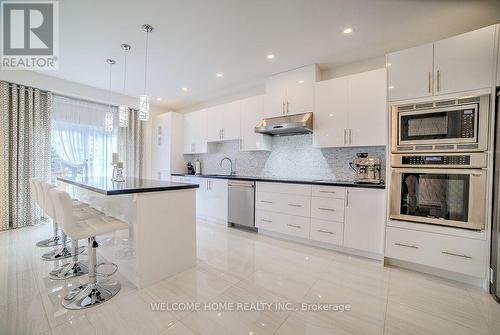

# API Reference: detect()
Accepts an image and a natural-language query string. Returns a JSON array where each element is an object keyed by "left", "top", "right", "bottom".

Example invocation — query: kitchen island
[{"left": 57, "top": 177, "right": 199, "bottom": 288}]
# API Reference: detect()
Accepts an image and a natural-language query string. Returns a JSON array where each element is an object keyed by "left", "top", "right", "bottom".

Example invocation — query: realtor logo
[{"left": 1, "top": 1, "right": 59, "bottom": 70}]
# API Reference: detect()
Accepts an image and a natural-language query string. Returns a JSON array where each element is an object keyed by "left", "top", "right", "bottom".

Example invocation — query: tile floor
[{"left": 0, "top": 221, "right": 499, "bottom": 335}]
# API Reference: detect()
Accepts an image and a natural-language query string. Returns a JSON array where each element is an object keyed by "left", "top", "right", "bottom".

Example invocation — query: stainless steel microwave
[{"left": 391, "top": 95, "right": 490, "bottom": 153}]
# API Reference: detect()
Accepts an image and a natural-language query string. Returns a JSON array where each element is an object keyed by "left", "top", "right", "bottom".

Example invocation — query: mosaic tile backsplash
[{"left": 184, "top": 134, "right": 386, "bottom": 182}]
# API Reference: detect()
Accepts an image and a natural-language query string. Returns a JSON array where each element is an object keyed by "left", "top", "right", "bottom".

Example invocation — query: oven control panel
[{"left": 401, "top": 155, "right": 471, "bottom": 165}]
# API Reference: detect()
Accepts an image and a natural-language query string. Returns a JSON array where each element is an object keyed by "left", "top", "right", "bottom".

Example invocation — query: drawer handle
[
  {"left": 287, "top": 224, "right": 301, "bottom": 229},
  {"left": 260, "top": 200, "right": 273, "bottom": 204},
  {"left": 261, "top": 219, "right": 272, "bottom": 223},
  {"left": 319, "top": 190, "right": 336, "bottom": 194},
  {"left": 441, "top": 251, "right": 472, "bottom": 259},
  {"left": 318, "top": 207, "right": 335, "bottom": 212},
  {"left": 317, "top": 229, "right": 334, "bottom": 235},
  {"left": 394, "top": 242, "right": 418, "bottom": 249},
  {"left": 288, "top": 204, "right": 303, "bottom": 207}
]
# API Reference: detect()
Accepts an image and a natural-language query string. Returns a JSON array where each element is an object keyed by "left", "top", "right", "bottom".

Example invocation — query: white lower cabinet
[
  {"left": 310, "top": 219, "right": 343, "bottom": 245},
  {"left": 344, "top": 188, "right": 386, "bottom": 254},
  {"left": 256, "top": 182, "right": 386, "bottom": 256},
  {"left": 385, "top": 226, "right": 486, "bottom": 278},
  {"left": 255, "top": 210, "right": 310, "bottom": 239},
  {"left": 177, "top": 176, "right": 227, "bottom": 224}
]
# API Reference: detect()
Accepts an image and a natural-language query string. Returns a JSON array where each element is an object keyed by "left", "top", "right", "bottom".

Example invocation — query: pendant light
[
  {"left": 139, "top": 24, "right": 153, "bottom": 121},
  {"left": 119, "top": 43, "right": 131, "bottom": 128},
  {"left": 105, "top": 58, "right": 116, "bottom": 133}
]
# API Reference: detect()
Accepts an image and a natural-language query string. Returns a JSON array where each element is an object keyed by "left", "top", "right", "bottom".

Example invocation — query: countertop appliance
[
  {"left": 491, "top": 91, "right": 500, "bottom": 302},
  {"left": 228, "top": 180, "right": 255, "bottom": 229},
  {"left": 391, "top": 95, "right": 489, "bottom": 153},
  {"left": 390, "top": 152, "right": 487, "bottom": 230},
  {"left": 349, "top": 153, "right": 382, "bottom": 184},
  {"left": 255, "top": 112, "right": 313, "bottom": 136},
  {"left": 186, "top": 162, "right": 195, "bottom": 175}
]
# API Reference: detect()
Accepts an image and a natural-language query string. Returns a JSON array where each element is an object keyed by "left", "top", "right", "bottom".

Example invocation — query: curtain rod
[{"left": 2, "top": 80, "right": 138, "bottom": 111}]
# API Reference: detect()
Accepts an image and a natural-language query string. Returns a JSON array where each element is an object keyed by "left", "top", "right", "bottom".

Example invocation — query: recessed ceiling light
[
  {"left": 182, "top": 87, "right": 188, "bottom": 92},
  {"left": 343, "top": 27, "right": 353, "bottom": 34},
  {"left": 216, "top": 73, "right": 223, "bottom": 78},
  {"left": 298, "top": 80, "right": 304, "bottom": 84},
  {"left": 156, "top": 97, "right": 162, "bottom": 101},
  {"left": 267, "top": 54, "right": 275, "bottom": 60}
]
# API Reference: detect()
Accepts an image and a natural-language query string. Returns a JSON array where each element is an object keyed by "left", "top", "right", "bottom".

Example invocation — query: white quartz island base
[{"left": 60, "top": 183, "right": 197, "bottom": 288}]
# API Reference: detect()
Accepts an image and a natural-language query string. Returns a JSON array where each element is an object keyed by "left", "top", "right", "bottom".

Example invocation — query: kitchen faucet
[{"left": 219, "top": 157, "right": 236, "bottom": 175}]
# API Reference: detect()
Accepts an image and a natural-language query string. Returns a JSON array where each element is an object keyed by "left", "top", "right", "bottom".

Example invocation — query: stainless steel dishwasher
[{"left": 228, "top": 180, "right": 255, "bottom": 229}]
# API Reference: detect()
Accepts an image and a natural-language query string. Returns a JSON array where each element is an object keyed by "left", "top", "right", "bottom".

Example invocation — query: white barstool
[
  {"left": 39, "top": 181, "right": 95, "bottom": 262},
  {"left": 42, "top": 182, "right": 104, "bottom": 280},
  {"left": 50, "top": 188, "right": 128, "bottom": 310},
  {"left": 30, "top": 179, "right": 61, "bottom": 247}
]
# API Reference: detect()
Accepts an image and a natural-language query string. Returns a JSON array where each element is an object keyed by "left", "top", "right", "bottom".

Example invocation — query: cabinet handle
[
  {"left": 348, "top": 129, "right": 352, "bottom": 145},
  {"left": 318, "top": 207, "right": 335, "bottom": 212},
  {"left": 428, "top": 72, "right": 431, "bottom": 93},
  {"left": 286, "top": 101, "right": 289, "bottom": 114},
  {"left": 436, "top": 70, "right": 441, "bottom": 92},
  {"left": 282, "top": 101, "right": 285, "bottom": 115},
  {"left": 317, "top": 229, "right": 334, "bottom": 235},
  {"left": 260, "top": 200, "right": 273, "bottom": 204},
  {"left": 261, "top": 219, "right": 272, "bottom": 223},
  {"left": 394, "top": 242, "right": 418, "bottom": 249},
  {"left": 287, "top": 224, "right": 301, "bottom": 229},
  {"left": 441, "top": 251, "right": 472, "bottom": 259},
  {"left": 319, "top": 190, "right": 336, "bottom": 194},
  {"left": 344, "top": 129, "right": 347, "bottom": 145},
  {"left": 287, "top": 203, "right": 302, "bottom": 207},
  {"left": 222, "top": 128, "right": 224, "bottom": 139},
  {"left": 346, "top": 190, "right": 349, "bottom": 207}
]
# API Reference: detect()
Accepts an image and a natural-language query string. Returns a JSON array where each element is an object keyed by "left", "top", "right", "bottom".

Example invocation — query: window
[{"left": 51, "top": 96, "right": 118, "bottom": 179}]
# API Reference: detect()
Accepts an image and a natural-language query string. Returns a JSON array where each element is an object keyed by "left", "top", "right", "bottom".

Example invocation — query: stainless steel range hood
[{"left": 254, "top": 112, "right": 313, "bottom": 136}]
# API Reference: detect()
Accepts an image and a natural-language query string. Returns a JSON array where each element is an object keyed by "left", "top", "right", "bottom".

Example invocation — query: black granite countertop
[
  {"left": 171, "top": 173, "right": 385, "bottom": 189},
  {"left": 58, "top": 177, "right": 199, "bottom": 195}
]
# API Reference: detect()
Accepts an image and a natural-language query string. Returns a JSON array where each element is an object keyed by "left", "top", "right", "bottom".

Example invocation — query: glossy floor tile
[{"left": 0, "top": 221, "right": 498, "bottom": 335}]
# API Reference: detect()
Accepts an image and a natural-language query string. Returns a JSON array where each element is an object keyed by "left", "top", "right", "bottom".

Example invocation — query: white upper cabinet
[
  {"left": 220, "top": 101, "right": 241, "bottom": 141},
  {"left": 206, "top": 106, "right": 224, "bottom": 142},
  {"left": 207, "top": 101, "right": 241, "bottom": 142},
  {"left": 152, "top": 112, "right": 184, "bottom": 180},
  {"left": 264, "top": 64, "right": 318, "bottom": 118},
  {"left": 183, "top": 109, "right": 208, "bottom": 154},
  {"left": 344, "top": 188, "right": 386, "bottom": 255},
  {"left": 433, "top": 25, "right": 496, "bottom": 96},
  {"left": 388, "top": 24, "right": 496, "bottom": 101},
  {"left": 498, "top": 24, "right": 500, "bottom": 86},
  {"left": 313, "top": 68, "right": 387, "bottom": 148},
  {"left": 348, "top": 69, "right": 387, "bottom": 147},
  {"left": 387, "top": 44, "right": 434, "bottom": 102},
  {"left": 240, "top": 95, "right": 272, "bottom": 151},
  {"left": 313, "top": 76, "right": 349, "bottom": 148}
]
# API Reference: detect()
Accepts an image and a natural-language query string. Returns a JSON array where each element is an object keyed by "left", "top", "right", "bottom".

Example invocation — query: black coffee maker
[{"left": 186, "top": 161, "right": 195, "bottom": 175}]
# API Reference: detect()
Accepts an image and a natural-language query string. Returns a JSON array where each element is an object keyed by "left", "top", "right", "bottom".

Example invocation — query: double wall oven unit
[{"left": 390, "top": 95, "right": 490, "bottom": 231}]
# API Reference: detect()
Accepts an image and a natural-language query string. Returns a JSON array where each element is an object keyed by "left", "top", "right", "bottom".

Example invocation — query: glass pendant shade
[
  {"left": 138, "top": 94, "right": 150, "bottom": 121},
  {"left": 104, "top": 112, "right": 114, "bottom": 133},
  {"left": 119, "top": 105, "right": 129, "bottom": 127}
]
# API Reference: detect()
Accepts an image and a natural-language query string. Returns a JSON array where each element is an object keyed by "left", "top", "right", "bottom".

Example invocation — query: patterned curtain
[
  {"left": 0, "top": 82, "right": 51, "bottom": 230},
  {"left": 118, "top": 109, "right": 144, "bottom": 178}
]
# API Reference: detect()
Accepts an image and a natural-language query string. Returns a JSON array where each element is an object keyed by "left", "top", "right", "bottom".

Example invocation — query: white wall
[
  {"left": 0, "top": 70, "right": 170, "bottom": 179},
  {"left": 320, "top": 56, "right": 386, "bottom": 81}
]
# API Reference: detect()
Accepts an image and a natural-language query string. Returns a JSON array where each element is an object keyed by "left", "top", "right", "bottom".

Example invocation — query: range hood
[{"left": 255, "top": 112, "right": 313, "bottom": 136}]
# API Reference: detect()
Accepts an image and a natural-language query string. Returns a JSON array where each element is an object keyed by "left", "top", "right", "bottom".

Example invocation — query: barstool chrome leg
[
  {"left": 41, "top": 232, "right": 84, "bottom": 261},
  {"left": 48, "top": 239, "right": 88, "bottom": 280},
  {"left": 62, "top": 237, "right": 120, "bottom": 310},
  {"left": 36, "top": 222, "right": 62, "bottom": 247}
]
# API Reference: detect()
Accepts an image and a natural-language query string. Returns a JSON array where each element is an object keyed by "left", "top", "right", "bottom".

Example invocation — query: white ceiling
[{"left": 40, "top": 0, "right": 500, "bottom": 110}]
